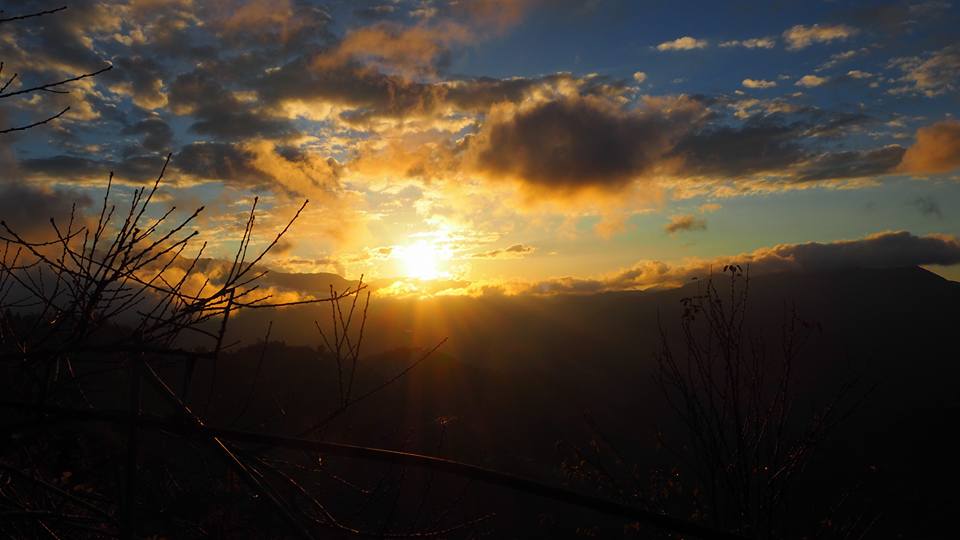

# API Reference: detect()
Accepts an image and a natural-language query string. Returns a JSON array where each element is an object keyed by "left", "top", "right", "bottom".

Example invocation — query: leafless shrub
[
  {"left": 562, "top": 266, "right": 871, "bottom": 539},
  {"left": 0, "top": 158, "right": 478, "bottom": 539}
]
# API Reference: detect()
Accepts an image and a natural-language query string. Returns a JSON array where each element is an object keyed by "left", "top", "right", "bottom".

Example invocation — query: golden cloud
[
  {"left": 313, "top": 21, "right": 473, "bottom": 77},
  {"left": 783, "top": 24, "right": 858, "bottom": 50},
  {"left": 898, "top": 119, "right": 960, "bottom": 174}
]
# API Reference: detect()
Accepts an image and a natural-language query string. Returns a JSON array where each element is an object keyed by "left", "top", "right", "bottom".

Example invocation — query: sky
[{"left": 2, "top": 0, "right": 960, "bottom": 297}]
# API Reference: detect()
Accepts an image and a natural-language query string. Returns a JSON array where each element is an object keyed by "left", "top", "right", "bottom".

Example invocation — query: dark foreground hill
[
  {"left": 3, "top": 266, "right": 957, "bottom": 538},
  {"left": 196, "top": 266, "right": 960, "bottom": 537}
]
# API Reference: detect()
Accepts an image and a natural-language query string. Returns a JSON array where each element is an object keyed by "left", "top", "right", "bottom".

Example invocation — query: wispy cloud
[
  {"left": 720, "top": 37, "right": 776, "bottom": 49},
  {"left": 783, "top": 23, "right": 859, "bottom": 50},
  {"left": 665, "top": 214, "right": 707, "bottom": 234},
  {"left": 656, "top": 36, "right": 708, "bottom": 51},
  {"left": 472, "top": 243, "right": 536, "bottom": 258},
  {"left": 742, "top": 78, "right": 777, "bottom": 89},
  {"left": 888, "top": 45, "right": 960, "bottom": 96},
  {"left": 796, "top": 74, "right": 829, "bottom": 87},
  {"left": 911, "top": 196, "right": 943, "bottom": 218}
]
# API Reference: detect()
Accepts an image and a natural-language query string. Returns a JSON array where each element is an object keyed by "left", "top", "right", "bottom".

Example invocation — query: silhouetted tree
[
  {"left": 0, "top": 158, "right": 480, "bottom": 538},
  {"left": 562, "top": 266, "right": 871, "bottom": 539}
]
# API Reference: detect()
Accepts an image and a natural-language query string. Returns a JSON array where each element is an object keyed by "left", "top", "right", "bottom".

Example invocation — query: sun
[{"left": 398, "top": 240, "right": 450, "bottom": 280}]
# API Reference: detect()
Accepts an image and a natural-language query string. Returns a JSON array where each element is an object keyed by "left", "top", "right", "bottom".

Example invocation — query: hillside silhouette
[{"left": 197, "top": 265, "right": 960, "bottom": 537}]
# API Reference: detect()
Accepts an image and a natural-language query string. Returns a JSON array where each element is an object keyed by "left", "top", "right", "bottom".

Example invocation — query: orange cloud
[
  {"left": 313, "top": 22, "right": 473, "bottom": 77},
  {"left": 783, "top": 24, "right": 858, "bottom": 50},
  {"left": 458, "top": 231, "right": 960, "bottom": 296},
  {"left": 898, "top": 119, "right": 960, "bottom": 174},
  {"left": 454, "top": 0, "right": 541, "bottom": 32}
]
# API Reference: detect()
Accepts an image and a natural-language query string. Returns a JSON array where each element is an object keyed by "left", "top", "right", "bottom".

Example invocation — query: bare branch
[
  {"left": 0, "top": 106, "right": 69, "bottom": 135},
  {"left": 0, "top": 6, "right": 67, "bottom": 24}
]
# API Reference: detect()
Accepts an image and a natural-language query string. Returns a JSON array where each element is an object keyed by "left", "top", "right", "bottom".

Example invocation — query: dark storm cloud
[
  {"left": 795, "top": 146, "right": 906, "bottom": 182},
  {"left": 770, "top": 231, "right": 960, "bottom": 270},
  {"left": 18, "top": 155, "right": 107, "bottom": 179},
  {"left": 657, "top": 106, "right": 882, "bottom": 183},
  {"left": 471, "top": 96, "right": 699, "bottom": 190},
  {"left": 467, "top": 94, "right": 906, "bottom": 193},
  {"left": 255, "top": 56, "right": 447, "bottom": 122},
  {"left": 664, "top": 215, "right": 707, "bottom": 234},
  {"left": 12, "top": 0, "right": 114, "bottom": 73},
  {"left": 122, "top": 118, "right": 174, "bottom": 153},
  {"left": 18, "top": 154, "right": 168, "bottom": 183},
  {"left": 2, "top": 0, "right": 949, "bottom": 207},
  {"left": 0, "top": 182, "right": 91, "bottom": 240},
  {"left": 102, "top": 56, "right": 169, "bottom": 110},
  {"left": 169, "top": 71, "right": 299, "bottom": 140},
  {"left": 669, "top": 119, "right": 808, "bottom": 178},
  {"left": 803, "top": 110, "right": 871, "bottom": 138},
  {"left": 20, "top": 154, "right": 171, "bottom": 183},
  {"left": 254, "top": 43, "right": 624, "bottom": 124},
  {"left": 173, "top": 140, "right": 340, "bottom": 196},
  {"left": 174, "top": 142, "right": 268, "bottom": 183}
]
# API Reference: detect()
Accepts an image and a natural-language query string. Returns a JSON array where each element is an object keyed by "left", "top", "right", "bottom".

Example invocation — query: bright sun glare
[{"left": 398, "top": 240, "right": 450, "bottom": 280}]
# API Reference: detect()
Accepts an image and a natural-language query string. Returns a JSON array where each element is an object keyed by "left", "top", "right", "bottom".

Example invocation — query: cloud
[
  {"left": 169, "top": 71, "right": 299, "bottom": 140},
  {"left": 911, "top": 196, "right": 942, "bottom": 218},
  {"left": 720, "top": 37, "right": 776, "bottom": 49},
  {"left": 102, "top": 56, "right": 169, "bottom": 110},
  {"left": 0, "top": 0, "right": 119, "bottom": 76},
  {"left": 888, "top": 45, "right": 960, "bottom": 97},
  {"left": 846, "top": 70, "right": 873, "bottom": 79},
  {"left": 212, "top": 0, "right": 333, "bottom": 47},
  {"left": 750, "top": 231, "right": 960, "bottom": 271},
  {"left": 742, "top": 79, "right": 777, "bottom": 89},
  {"left": 122, "top": 117, "right": 174, "bottom": 153},
  {"left": 515, "top": 231, "right": 960, "bottom": 294},
  {"left": 794, "top": 146, "right": 906, "bottom": 182},
  {"left": 175, "top": 141, "right": 340, "bottom": 197},
  {"left": 852, "top": 0, "right": 953, "bottom": 33},
  {"left": 18, "top": 154, "right": 168, "bottom": 184},
  {"left": 783, "top": 24, "right": 859, "bottom": 50},
  {"left": 698, "top": 203, "right": 721, "bottom": 213},
  {"left": 472, "top": 243, "right": 536, "bottom": 258},
  {"left": 898, "top": 119, "right": 960, "bottom": 174},
  {"left": 816, "top": 48, "right": 868, "bottom": 71},
  {"left": 668, "top": 117, "right": 808, "bottom": 179},
  {"left": 0, "top": 182, "right": 91, "bottom": 241},
  {"left": 656, "top": 36, "right": 708, "bottom": 51},
  {"left": 633, "top": 71, "right": 647, "bottom": 84},
  {"left": 441, "top": 73, "right": 585, "bottom": 112},
  {"left": 468, "top": 95, "right": 705, "bottom": 193},
  {"left": 796, "top": 75, "right": 828, "bottom": 87},
  {"left": 444, "top": 0, "right": 544, "bottom": 33},
  {"left": 665, "top": 214, "right": 706, "bottom": 234},
  {"left": 175, "top": 142, "right": 267, "bottom": 183},
  {"left": 312, "top": 21, "right": 472, "bottom": 77}
]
